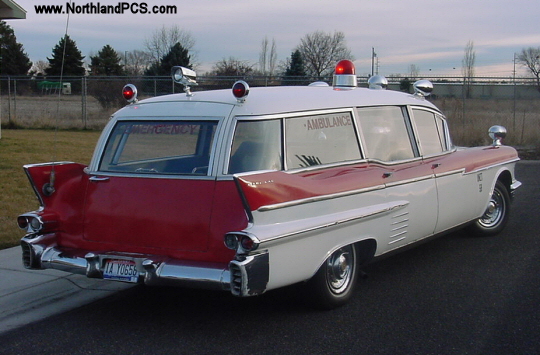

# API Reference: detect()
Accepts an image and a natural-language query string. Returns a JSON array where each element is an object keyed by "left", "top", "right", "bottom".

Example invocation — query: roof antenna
[{"left": 43, "top": 1, "right": 72, "bottom": 196}]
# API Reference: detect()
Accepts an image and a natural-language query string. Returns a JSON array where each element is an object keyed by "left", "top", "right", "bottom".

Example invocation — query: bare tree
[
  {"left": 212, "top": 57, "right": 254, "bottom": 76},
  {"left": 408, "top": 64, "right": 420, "bottom": 80},
  {"left": 517, "top": 47, "right": 540, "bottom": 93},
  {"left": 268, "top": 39, "right": 277, "bottom": 76},
  {"left": 296, "top": 31, "right": 353, "bottom": 77},
  {"left": 125, "top": 50, "right": 152, "bottom": 76},
  {"left": 30, "top": 60, "right": 49, "bottom": 76},
  {"left": 259, "top": 37, "right": 278, "bottom": 75},
  {"left": 259, "top": 36, "right": 268, "bottom": 74},
  {"left": 144, "top": 25, "right": 196, "bottom": 67},
  {"left": 462, "top": 40, "right": 476, "bottom": 98}
]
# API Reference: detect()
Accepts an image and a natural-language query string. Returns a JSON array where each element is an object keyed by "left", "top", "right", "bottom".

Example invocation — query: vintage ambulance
[{"left": 18, "top": 61, "right": 521, "bottom": 309}]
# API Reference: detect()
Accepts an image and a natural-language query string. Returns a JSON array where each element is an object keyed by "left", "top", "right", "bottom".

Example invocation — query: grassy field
[{"left": 0, "top": 129, "right": 101, "bottom": 249}]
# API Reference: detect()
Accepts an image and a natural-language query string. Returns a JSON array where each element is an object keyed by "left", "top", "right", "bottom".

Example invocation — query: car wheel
[
  {"left": 305, "top": 244, "right": 359, "bottom": 309},
  {"left": 472, "top": 180, "right": 510, "bottom": 236}
]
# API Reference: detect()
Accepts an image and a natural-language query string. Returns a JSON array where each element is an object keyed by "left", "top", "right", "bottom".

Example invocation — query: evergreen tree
[
  {"left": 89, "top": 45, "right": 124, "bottom": 76},
  {"left": 145, "top": 42, "right": 191, "bottom": 76},
  {"left": 283, "top": 50, "right": 307, "bottom": 85},
  {"left": 46, "top": 35, "right": 85, "bottom": 76},
  {"left": 285, "top": 50, "right": 307, "bottom": 77},
  {"left": 0, "top": 21, "right": 32, "bottom": 75}
]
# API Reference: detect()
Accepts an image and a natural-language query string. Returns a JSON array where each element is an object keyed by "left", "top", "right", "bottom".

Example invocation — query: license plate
[{"left": 103, "top": 259, "right": 139, "bottom": 283}]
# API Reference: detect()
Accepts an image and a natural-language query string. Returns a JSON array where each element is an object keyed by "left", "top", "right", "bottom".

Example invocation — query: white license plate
[{"left": 103, "top": 259, "right": 138, "bottom": 283}]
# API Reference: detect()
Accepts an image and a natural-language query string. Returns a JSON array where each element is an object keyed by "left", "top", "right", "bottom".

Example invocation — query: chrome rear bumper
[{"left": 21, "top": 235, "right": 269, "bottom": 296}]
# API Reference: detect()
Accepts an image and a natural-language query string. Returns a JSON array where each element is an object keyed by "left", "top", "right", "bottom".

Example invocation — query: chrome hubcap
[
  {"left": 326, "top": 246, "right": 355, "bottom": 294},
  {"left": 479, "top": 189, "right": 504, "bottom": 228}
]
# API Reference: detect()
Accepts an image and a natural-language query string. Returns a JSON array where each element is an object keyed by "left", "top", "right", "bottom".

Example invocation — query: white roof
[{"left": 116, "top": 85, "right": 439, "bottom": 118}]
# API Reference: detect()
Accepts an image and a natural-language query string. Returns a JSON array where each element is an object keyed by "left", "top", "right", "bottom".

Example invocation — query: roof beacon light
[
  {"left": 122, "top": 84, "right": 138, "bottom": 103},
  {"left": 333, "top": 60, "right": 357, "bottom": 90},
  {"left": 232, "top": 81, "right": 250, "bottom": 103},
  {"left": 171, "top": 66, "right": 198, "bottom": 97},
  {"left": 413, "top": 80, "right": 433, "bottom": 98},
  {"left": 368, "top": 75, "right": 388, "bottom": 90}
]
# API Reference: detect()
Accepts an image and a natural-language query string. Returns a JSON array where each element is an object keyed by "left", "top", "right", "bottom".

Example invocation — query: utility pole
[
  {"left": 513, "top": 53, "right": 516, "bottom": 133},
  {"left": 371, "top": 47, "right": 377, "bottom": 77}
]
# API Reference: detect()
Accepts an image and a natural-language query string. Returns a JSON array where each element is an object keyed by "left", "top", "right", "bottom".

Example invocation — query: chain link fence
[{"left": 1, "top": 75, "right": 539, "bottom": 151}]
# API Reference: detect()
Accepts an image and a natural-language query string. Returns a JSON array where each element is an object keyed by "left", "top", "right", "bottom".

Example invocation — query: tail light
[
  {"left": 17, "top": 212, "right": 57, "bottom": 234},
  {"left": 224, "top": 232, "right": 259, "bottom": 253}
]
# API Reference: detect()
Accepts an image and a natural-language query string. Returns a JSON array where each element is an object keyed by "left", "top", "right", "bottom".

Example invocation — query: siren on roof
[
  {"left": 413, "top": 80, "right": 433, "bottom": 98},
  {"left": 172, "top": 66, "right": 198, "bottom": 97},
  {"left": 332, "top": 60, "right": 357, "bottom": 90},
  {"left": 368, "top": 75, "right": 388, "bottom": 90}
]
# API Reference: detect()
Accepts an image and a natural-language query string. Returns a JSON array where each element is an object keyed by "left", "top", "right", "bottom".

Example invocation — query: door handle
[
  {"left": 89, "top": 176, "right": 110, "bottom": 182},
  {"left": 383, "top": 172, "right": 393, "bottom": 178},
  {"left": 431, "top": 163, "right": 441, "bottom": 169}
]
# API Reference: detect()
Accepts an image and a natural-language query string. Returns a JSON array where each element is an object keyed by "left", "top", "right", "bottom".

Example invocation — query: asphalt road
[{"left": 1, "top": 161, "right": 539, "bottom": 355}]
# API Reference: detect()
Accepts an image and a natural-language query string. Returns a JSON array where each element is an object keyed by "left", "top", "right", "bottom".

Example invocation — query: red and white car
[{"left": 18, "top": 61, "right": 521, "bottom": 308}]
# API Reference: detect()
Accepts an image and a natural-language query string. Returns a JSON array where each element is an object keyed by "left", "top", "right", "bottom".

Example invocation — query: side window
[
  {"left": 228, "top": 120, "right": 282, "bottom": 174},
  {"left": 285, "top": 112, "right": 361, "bottom": 169},
  {"left": 355, "top": 106, "right": 415, "bottom": 162},
  {"left": 412, "top": 109, "right": 447, "bottom": 156}
]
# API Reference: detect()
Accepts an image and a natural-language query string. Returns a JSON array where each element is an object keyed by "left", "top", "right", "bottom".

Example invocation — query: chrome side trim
[
  {"left": 462, "top": 158, "right": 520, "bottom": 175},
  {"left": 259, "top": 201, "right": 409, "bottom": 244},
  {"left": 257, "top": 184, "right": 385, "bottom": 212},
  {"left": 384, "top": 174, "right": 434, "bottom": 188},
  {"left": 434, "top": 168, "right": 465, "bottom": 178}
]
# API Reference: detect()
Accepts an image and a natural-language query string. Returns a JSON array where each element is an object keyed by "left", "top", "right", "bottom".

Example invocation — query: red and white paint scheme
[{"left": 18, "top": 61, "right": 521, "bottom": 308}]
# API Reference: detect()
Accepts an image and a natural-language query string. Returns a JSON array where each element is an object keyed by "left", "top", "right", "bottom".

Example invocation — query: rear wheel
[
  {"left": 305, "top": 244, "right": 359, "bottom": 309},
  {"left": 471, "top": 180, "right": 510, "bottom": 236}
]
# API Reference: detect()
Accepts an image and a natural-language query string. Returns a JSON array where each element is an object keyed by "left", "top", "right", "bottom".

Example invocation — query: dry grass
[
  {"left": 0, "top": 129, "right": 101, "bottom": 249},
  {"left": 433, "top": 98, "right": 540, "bottom": 147}
]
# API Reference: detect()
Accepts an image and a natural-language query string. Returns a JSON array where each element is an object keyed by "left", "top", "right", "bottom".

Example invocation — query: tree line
[
  {"left": 2, "top": 20, "right": 540, "bottom": 93},
  {"left": 0, "top": 22, "right": 352, "bottom": 80}
]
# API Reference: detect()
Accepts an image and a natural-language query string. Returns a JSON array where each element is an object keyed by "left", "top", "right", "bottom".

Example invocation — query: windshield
[{"left": 99, "top": 120, "right": 218, "bottom": 175}]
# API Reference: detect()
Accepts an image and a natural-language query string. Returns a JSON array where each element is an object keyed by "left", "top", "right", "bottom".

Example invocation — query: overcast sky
[{"left": 6, "top": 0, "right": 540, "bottom": 77}]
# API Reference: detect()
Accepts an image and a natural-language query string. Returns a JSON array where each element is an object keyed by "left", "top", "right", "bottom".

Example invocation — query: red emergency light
[
  {"left": 232, "top": 81, "right": 249, "bottom": 102},
  {"left": 122, "top": 84, "right": 138, "bottom": 103},
  {"left": 332, "top": 60, "right": 357, "bottom": 89}
]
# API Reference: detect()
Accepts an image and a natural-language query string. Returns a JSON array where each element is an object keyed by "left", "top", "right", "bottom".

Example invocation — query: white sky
[{"left": 5, "top": 0, "right": 540, "bottom": 77}]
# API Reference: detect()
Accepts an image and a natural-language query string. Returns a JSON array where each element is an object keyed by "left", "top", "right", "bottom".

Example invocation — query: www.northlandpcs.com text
[{"left": 34, "top": 2, "right": 177, "bottom": 15}]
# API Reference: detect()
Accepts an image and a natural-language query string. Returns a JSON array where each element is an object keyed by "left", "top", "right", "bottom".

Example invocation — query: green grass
[{"left": 0, "top": 129, "right": 101, "bottom": 249}]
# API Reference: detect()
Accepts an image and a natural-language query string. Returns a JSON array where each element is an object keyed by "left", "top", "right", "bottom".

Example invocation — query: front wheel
[
  {"left": 471, "top": 180, "right": 510, "bottom": 236},
  {"left": 304, "top": 244, "right": 359, "bottom": 309}
]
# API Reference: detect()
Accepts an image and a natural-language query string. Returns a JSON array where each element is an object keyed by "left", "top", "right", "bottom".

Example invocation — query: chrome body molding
[
  {"left": 384, "top": 174, "right": 434, "bottom": 188},
  {"left": 249, "top": 200, "right": 409, "bottom": 244},
  {"left": 257, "top": 184, "right": 386, "bottom": 212},
  {"left": 21, "top": 238, "right": 232, "bottom": 291}
]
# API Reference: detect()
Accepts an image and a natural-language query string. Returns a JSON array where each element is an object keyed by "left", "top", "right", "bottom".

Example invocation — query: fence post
[
  {"left": 82, "top": 77, "right": 87, "bottom": 129},
  {"left": 7, "top": 76, "right": 11, "bottom": 125},
  {"left": 13, "top": 78, "right": 17, "bottom": 122}
]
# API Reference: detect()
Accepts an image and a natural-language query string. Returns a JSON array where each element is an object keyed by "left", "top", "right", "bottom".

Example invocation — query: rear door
[{"left": 83, "top": 120, "right": 219, "bottom": 252}]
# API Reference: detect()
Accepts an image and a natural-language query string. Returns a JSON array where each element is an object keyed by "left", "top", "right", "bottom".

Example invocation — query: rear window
[{"left": 99, "top": 121, "right": 218, "bottom": 175}]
